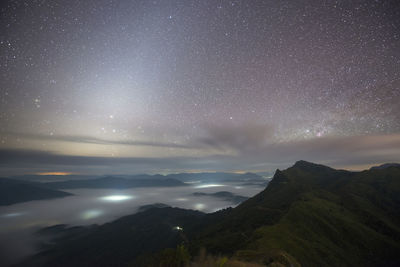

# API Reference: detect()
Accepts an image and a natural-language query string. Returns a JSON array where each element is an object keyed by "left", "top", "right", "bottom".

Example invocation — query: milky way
[{"left": 0, "top": 0, "right": 399, "bottom": 175}]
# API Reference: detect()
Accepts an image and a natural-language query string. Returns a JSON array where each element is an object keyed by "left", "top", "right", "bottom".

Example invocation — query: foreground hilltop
[
  {"left": 23, "top": 161, "right": 400, "bottom": 266},
  {"left": 191, "top": 161, "right": 400, "bottom": 266}
]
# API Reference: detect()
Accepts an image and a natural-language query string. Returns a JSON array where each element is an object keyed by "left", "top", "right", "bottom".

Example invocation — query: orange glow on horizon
[{"left": 35, "top": 172, "right": 74, "bottom": 176}]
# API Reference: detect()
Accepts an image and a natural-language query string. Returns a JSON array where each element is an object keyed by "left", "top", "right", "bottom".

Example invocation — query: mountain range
[
  {"left": 19, "top": 161, "right": 400, "bottom": 266},
  {"left": 41, "top": 176, "right": 187, "bottom": 190},
  {"left": 0, "top": 172, "right": 266, "bottom": 205},
  {"left": 0, "top": 178, "right": 72, "bottom": 206}
]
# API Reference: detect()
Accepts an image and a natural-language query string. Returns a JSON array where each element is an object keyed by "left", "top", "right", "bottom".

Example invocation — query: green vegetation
[
  {"left": 190, "top": 161, "right": 400, "bottom": 266},
  {"left": 25, "top": 161, "right": 400, "bottom": 266}
]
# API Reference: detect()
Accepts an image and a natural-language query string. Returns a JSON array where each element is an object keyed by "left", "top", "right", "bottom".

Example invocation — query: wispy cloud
[
  {"left": 0, "top": 131, "right": 399, "bottom": 175},
  {"left": 195, "top": 124, "right": 274, "bottom": 153},
  {"left": 194, "top": 124, "right": 400, "bottom": 166},
  {"left": 3, "top": 132, "right": 197, "bottom": 149}
]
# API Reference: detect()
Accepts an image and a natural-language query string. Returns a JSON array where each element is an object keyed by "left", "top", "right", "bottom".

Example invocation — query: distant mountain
[
  {"left": 165, "top": 172, "right": 265, "bottom": 183},
  {"left": 40, "top": 173, "right": 264, "bottom": 190},
  {"left": 8, "top": 174, "right": 100, "bottom": 183},
  {"left": 192, "top": 191, "right": 248, "bottom": 204},
  {"left": 137, "top": 203, "right": 171, "bottom": 212},
  {"left": 42, "top": 176, "right": 187, "bottom": 189},
  {"left": 22, "top": 161, "right": 400, "bottom": 266},
  {"left": 0, "top": 178, "right": 72, "bottom": 205},
  {"left": 5, "top": 172, "right": 266, "bottom": 187},
  {"left": 255, "top": 171, "right": 274, "bottom": 177},
  {"left": 370, "top": 163, "right": 400, "bottom": 170}
]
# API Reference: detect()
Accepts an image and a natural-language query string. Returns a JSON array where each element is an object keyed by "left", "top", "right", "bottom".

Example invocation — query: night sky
[{"left": 0, "top": 0, "right": 399, "bottom": 175}]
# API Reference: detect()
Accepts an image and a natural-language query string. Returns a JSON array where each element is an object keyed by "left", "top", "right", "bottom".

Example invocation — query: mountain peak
[
  {"left": 290, "top": 160, "right": 337, "bottom": 174},
  {"left": 293, "top": 160, "right": 325, "bottom": 169}
]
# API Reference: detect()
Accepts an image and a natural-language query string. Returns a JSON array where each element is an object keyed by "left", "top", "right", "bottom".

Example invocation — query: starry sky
[{"left": 0, "top": 0, "right": 399, "bottom": 175}]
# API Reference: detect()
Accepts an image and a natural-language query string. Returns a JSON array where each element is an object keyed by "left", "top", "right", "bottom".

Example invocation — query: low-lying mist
[{"left": 0, "top": 181, "right": 263, "bottom": 266}]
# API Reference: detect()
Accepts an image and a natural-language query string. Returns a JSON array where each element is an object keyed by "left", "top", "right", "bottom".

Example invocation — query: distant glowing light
[
  {"left": 194, "top": 203, "right": 206, "bottom": 210},
  {"left": 36, "top": 172, "right": 74, "bottom": 175},
  {"left": 195, "top": 184, "right": 224, "bottom": 188},
  {"left": 234, "top": 186, "right": 243, "bottom": 189},
  {"left": 183, "top": 181, "right": 201, "bottom": 184},
  {"left": 81, "top": 209, "right": 103, "bottom": 220},
  {"left": 173, "top": 226, "right": 183, "bottom": 231},
  {"left": 100, "top": 195, "right": 133, "bottom": 202},
  {"left": 175, "top": 198, "right": 188, "bottom": 201},
  {"left": 232, "top": 170, "right": 246, "bottom": 174}
]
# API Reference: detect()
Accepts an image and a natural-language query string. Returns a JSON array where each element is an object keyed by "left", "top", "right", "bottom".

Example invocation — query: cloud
[
  {"left": 0, "top": 149, "right": 187, "bottom": 166},
  {"left": 263, "top": 134, "right": 400, "bottom": 166},
  {"left": 0, "top": 149, "right": 232, "bottom": 175},
  {"left": 0, "top": 126, "right": 399, "bottom": 175},
  {"left": 3, "top": 132, "right": 197, "bottom": 149},
  {"left": 193, "top": 124, "right": 400, "bottom": 168},
  {"left": 196, "top": 124, "right": 274, "bottom": 153}
]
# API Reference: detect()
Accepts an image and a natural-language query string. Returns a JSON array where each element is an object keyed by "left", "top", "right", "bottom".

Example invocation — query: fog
[{"left": 0, "top": 181, "right": 264, "bottom": 266}]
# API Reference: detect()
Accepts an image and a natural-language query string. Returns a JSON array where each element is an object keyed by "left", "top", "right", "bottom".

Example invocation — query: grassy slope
[
  {"left": 25, "top": 207, "right": 204, "bottom": 267},
  {"left": 191, "top": 162, "right": 400, "bottom": 266}
]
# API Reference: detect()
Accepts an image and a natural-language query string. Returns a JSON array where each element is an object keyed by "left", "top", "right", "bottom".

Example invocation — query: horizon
[{"left": 3, "top": 160, "right": 397, "bottom": 177}]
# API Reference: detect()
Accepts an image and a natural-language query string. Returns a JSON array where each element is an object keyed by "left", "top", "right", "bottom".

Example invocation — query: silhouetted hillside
[
  {"left": 22, "top": 161, "right": 400, "bottom": 266},
  {"left": 191, "top": 161, "right": 400, "bottom": 266},
  {"left": 24, "top": 207, "right": 204, "bottom": 267},
  {"left": 370, "top": 163, "right": 400, "bottom": 170},
  {"left": 0, "top": 178, "right": 72, "bottom": 205}
]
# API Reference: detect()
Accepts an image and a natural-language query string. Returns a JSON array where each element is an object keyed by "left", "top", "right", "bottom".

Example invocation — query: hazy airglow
[{"left": 100, "top": 195, "right": 133, "bottom": 202}]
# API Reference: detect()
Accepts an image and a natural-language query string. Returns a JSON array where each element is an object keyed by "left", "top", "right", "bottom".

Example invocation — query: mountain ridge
[
  {"left": 190, "top": 160, "right": 400, "bottom": 265},
  {"left": 19, "top": 161, "right": 400, "bottom": 266},
  {"left": 0, "top": 178, "right": 73, "bottom": 205}
]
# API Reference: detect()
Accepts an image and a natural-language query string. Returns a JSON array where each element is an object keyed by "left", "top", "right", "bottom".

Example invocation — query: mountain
[
  {"left": 192, "top": 191, "right": 248, "bottom": 204},
  {"left": 42, "top": 176, "right": 187, "bottom": 189},
  {"left": 137, "top": 203, "right": 171, "bottom": 212},
  {"left": 21, "top": 161, "right": 400, "bottom": 266},
  {"left": 370, "top": 163, "right": 400, "bottom": 170},
  {"left": 0, "top": 178, "right": 72, "bottom": 205},
  {"left": 23, "top": 206, "right": 204, "bottom": 267},
  {"left": 40, "top": 172, "right": 265, "bottom": 190},
  {"left": 190, "top": 160, "right": 400, "bottom": 266},
  {"left": 6, "top": 172, "right": 266, "bottom": 189},
  {"left": 165, "top": 172, "right": 265, "bottom": 183}
]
